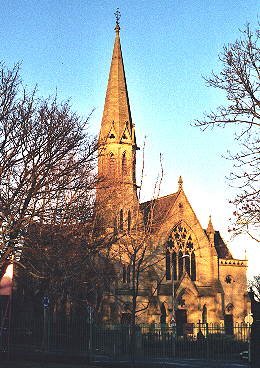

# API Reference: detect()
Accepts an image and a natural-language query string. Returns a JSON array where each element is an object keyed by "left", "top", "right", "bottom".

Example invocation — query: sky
[{"left": 0, "top": 0, "right": 259, "bottom": 279}]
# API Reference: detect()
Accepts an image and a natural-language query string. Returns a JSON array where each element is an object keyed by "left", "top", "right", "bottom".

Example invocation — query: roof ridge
[{"left": 141, "top": 191, "right": 178, "bottom": 205}]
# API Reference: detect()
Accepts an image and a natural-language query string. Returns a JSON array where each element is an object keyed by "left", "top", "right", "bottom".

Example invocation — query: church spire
[
  {"left": 96, "top": 13, "right": 139, "bottom": 232},
  {"left": 99, "top": 11, "right": 135, "bottom": 146}
]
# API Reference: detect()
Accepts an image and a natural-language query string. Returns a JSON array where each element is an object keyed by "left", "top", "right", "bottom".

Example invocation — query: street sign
[{"left": 43, "top": 296, "right": 49, "bottom": 308}]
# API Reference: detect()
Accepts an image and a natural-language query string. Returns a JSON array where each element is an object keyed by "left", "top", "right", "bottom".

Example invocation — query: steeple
[
  {"left": 96, "top": 12, "right": 139, "bottom": 233},
  {"left": 99, "top": 11, "right": 136, "bottom": 147}
]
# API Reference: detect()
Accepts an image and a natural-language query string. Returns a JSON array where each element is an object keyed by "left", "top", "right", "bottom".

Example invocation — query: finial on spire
[
  {"left": 178, "top": 176, "right": 183, "bottom": 190},
  {"left": 114, "top": 8, "right": 121, "bottom": 33}
]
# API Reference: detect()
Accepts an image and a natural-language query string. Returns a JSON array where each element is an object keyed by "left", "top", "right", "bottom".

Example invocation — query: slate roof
[
  {"left": 213, "top": 231, "right": 233, "bottom": 259},
  {"left": 140, "top": 192, "right": 179, "bottom": 230}
]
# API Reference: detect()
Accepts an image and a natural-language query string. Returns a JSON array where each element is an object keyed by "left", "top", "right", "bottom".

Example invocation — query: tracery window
[
  {"left": 225, "top": 275, "right": 232, "bottom": 284},
  {"left": 165, "top": 224, "right": 196, "bottom": 281}
]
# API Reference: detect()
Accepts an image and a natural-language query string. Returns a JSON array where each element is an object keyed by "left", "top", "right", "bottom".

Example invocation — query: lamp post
[
  {"left": 166, "top": 235, "right": 175, "bottom": 326},
  {"left": 171, "top": 262, "right": 176, "bottom": 327}
]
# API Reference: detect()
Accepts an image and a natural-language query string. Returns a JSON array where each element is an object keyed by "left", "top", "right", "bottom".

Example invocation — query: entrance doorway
[
  {"left": 175, "top": 309, "right": 187, "bottom": 336},
  {"left": 224, "top": 314, "right": 234, "bottom": 335}
]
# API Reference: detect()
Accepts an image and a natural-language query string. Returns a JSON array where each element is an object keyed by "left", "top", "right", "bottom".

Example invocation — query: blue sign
[{"left": 43, "top": 296, "right": 49, "bottom": 308}]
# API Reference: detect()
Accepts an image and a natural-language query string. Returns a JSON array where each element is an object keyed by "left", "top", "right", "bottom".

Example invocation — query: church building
[{"left": 96, "top": 16, "right": 248, "bottom": 329}]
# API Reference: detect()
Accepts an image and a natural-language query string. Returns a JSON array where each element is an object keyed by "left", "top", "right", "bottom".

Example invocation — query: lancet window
[
  {"left": 109, "top": 152, "right": 116, "bottom": 177},
  {"left": 165, "top": 225, "right": 196, "bottom": 281},
  {"left": 119, "top": 209, "right": 124, "bottom": 231},
  {"left": 127, "top": 210, "right": 131, "bottom": 233},
  {"left": 122, "top": 151, "right": 127, "bottom": 175},
  {"left": 113, "top": 217, "right": 118, "bottom": 236},
  {"left": 126, "top": 265, "right": 131, "bottom": 283},
  {"left": 122, "top": 265, "right": 126, "bottom": 283},
  {"left": 122, "top": 264, "right": 131, "bottom": 284}
]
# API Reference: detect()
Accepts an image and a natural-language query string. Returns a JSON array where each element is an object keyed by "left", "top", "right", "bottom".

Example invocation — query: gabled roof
[{"left": 141, "top": 192, "right": 179, "bottom": 230}]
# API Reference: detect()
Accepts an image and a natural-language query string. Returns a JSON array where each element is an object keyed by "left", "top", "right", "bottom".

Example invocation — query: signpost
[
  {"left": 87, "top": 303, "right": 93, "bottom": 362},
  {"left": 42, "top": 296, "right": 49, "bottom": 352}
]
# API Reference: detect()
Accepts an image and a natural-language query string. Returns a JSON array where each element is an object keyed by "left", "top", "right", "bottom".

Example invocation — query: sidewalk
[
  {"left": 1, "top": 359, "right": 249, "bottom": 368},
  {"left": 0, "top": 361, "right": 97, "bottom": 368}
]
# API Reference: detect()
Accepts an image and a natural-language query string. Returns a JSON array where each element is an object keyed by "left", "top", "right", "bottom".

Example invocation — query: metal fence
[{"left": 0, "top": 315, "right": 251, "bottom": 362}]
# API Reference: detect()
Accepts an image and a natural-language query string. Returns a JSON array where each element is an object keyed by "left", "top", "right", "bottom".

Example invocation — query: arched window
[
  {"left": 191, "top": 251, "right": 196, "bottom": 281},
  {"left": 127, "top": 210, "right": 131, "bottom": 233},
  {"left": 178, "top": 250, "right": 183, "bottom": 278},
  {"left": 172, "top": 251, "right": 177, "bottom": 280},
  {"left": 202, "top": 304, "right": 207, "bottom": 324},
  {"left": 109, "top": 153, "right": 116, "bottom": 177},
  {"left": 167, "top": 234, "right": 174, "bottom": 249},
  {"left": 114, "top": 217, "right": 118, "bottom": 236},
  {"left": 122, "top": 152, "right": 127, "bottom": 175},
  {"left": 122, "top": 265, "right": 126, "bottom": 283},
  {"left": 184, "top": 254, "right": 190, "bottom": 275},
  {"left": 166, "top": 249, "right": 171, "bottom": 280},
  {"left": 165, "top": 225, "right": 196, "bottom": 281},
  {"left": 119, "top": 209, "right": 123, "bottom": 231},
  {"left": 126, "top": 265, "right": 131, "bottom": 283}
]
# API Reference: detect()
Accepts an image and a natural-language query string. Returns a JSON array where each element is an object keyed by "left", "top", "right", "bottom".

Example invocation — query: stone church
[{"left": 95, "top": 18, "right": 248, "bottom": 328}]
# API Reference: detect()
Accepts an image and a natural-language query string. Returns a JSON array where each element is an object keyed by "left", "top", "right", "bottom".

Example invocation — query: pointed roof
[
  {"left": 214, "top": 231, "right": 233, "bottom": 259},
  {"left": 206, "top": 215, "right": 214, "bottom": 235},
  {"left": 205, "top": 216, "right": 233, "bottom": 259},
  {"left": 99, "top": 22, "right": 135, "bottom": 145}
]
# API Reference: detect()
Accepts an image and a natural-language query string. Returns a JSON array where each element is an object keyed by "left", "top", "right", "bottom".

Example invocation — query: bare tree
[
  {"left": 15, "top": 222, "right": 117, "bottom": 317},
  {"left": 194, "top": 23, "right": 260, "bottom": 241},
  {"left": 0, "top": 62, "right": 98, "bottom": 267},
  {"left": 249, "top": 274, "right": 260, "bottom": 301}
]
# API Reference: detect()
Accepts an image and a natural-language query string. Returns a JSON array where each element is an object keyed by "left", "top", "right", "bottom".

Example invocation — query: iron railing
[{"left": 0, "top": 316, "right": 251, "bottom": 362}]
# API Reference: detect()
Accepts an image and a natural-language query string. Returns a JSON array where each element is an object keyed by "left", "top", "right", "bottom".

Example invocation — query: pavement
[
  {"left": 93, "top": 358, "right": 249, "bottom": 368},
  {"left": 0, "top": 360, "right": 249, "bottom": 368}
]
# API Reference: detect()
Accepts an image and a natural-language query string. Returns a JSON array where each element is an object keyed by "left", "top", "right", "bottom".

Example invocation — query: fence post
[{"left": 206, "top": 322, "right": 209, "bottom": 360}]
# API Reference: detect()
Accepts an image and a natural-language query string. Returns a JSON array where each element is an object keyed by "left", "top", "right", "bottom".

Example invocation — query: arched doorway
[{"left": 175, "top": 309, "right": 187, "bottom": 336}]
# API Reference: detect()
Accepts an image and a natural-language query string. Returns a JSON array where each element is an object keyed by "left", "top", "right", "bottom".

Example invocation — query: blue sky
[{"left": 0, "top": 0, "right": 259, "bottom": 278}]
